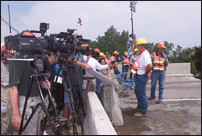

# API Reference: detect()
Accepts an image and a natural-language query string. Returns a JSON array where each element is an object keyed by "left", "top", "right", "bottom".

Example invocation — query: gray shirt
[
  {"left": 127, "top": 37, "right": 133, "bottom": 49},
  {"left": 1, "top": 60, "right": 9, "bottom": 86}
]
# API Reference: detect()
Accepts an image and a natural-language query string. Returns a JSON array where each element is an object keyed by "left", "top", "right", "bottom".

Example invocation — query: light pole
[{"left": 129, "top": 1, "right": 137, "bottom": 35}]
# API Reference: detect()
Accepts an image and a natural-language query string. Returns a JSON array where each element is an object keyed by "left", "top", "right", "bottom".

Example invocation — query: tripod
[
  {"left": 58, "top": 61, "right": 85, "bottom": 135},
  {"left": 18, "top": 68, "right": 61, "bottom": 135}
]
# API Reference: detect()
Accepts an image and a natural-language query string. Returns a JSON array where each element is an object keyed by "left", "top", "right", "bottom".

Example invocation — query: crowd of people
[{"left": 1, "top": 32, "right": 169, "bottom": 134}]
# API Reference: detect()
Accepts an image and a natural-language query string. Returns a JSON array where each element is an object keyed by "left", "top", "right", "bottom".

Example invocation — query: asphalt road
[
  {"left": 114, "top": 80, "right": 201, "bottom": 135},
  {"left": 10, "top": 80, "right": 200, "bottom": 135}
]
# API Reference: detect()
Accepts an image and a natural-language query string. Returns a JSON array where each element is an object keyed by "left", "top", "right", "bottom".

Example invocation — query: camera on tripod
[
  {"left": 4, "top": 22, "right": 90, "bottom": 73},
  {"left": 4, "top": 22, "right": 88, "bottom": 135}
]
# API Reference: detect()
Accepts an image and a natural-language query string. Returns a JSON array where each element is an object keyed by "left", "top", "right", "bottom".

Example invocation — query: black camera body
[
  {"left": 4, "top": 23, "right": 90, "bottom": 58},
  {"left": 5, "top": 33, "right": 48, "bottom": 56},
  {"left": 4, "top": 22, "right": 90, "bottom": 73}
]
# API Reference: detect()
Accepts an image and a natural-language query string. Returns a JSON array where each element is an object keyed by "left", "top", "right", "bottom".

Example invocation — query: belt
[
  {"left": 83, "top": 77, "right": 95, "bottom": 79},
  {"left": 137, "top": 74, "right": 147, "bottom": 76}
]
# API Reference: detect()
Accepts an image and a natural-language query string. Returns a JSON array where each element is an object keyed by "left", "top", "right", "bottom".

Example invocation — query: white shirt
[
  {"left": 83, "top": 55, "right": 109, "bottom": 78},
  {"left": 127, "top": 37, "right": 133, "bottom": 45},
  {"left": 137, "top": 50, "right": 152, "bottom": 75}
]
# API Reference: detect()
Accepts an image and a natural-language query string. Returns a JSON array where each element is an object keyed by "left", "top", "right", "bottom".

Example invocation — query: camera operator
[
  {"left": 81, "top": 44, "right": 111, "bottom": 113},
  {"left": 1, "top": 43, "right": 15, "bottom": 135},
  {"left": 8, "top": 32, "right": 55, "bottom": 135},
  {"left": 40, "top": 52, "right": 59, "bottom": 135}
]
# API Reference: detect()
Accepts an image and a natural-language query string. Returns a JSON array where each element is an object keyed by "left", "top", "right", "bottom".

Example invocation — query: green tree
[
  {"left": 164, "top": 41, "right": 174, "bottom": 58},
  {"left": 88, "top": 25, "right": 130, "bottom": 56},
  {"left": 191, "top": 45, "right": 201, "bottom": 79}
]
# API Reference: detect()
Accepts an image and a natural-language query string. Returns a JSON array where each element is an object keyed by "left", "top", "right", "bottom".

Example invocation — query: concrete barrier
[
  {"left": 117, "top": 63, "right": 191, "bottom": 75},
  {"left": 101, "top": 83, "right": 124, "bottom": 126},
  {"left": 166, "top": 63, "right": 191, "bottom": 74},
  {"left": 83, "top": 92, "right": 117, "bottom": 135}
]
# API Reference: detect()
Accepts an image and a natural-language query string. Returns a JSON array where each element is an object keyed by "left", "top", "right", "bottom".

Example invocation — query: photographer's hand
[
  {"left": 12, "top": 114, "right": 22, "bottom": 130},
  {"left": 72, "top": 60, "right": 93, "bottom": 70},
  {"left": 85, "top": 63, "right": 93, "bottom": 70},
  {"left": 40, "top": 80, "right": 50, "bottom": 89}
]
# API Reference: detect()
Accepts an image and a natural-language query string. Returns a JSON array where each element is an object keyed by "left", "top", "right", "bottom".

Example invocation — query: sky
[{"left": 1, "top": 1, "right": 201, "bottom": 49}]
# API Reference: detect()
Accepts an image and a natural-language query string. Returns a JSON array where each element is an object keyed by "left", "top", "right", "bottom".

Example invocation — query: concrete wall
[
  {"left": 83, "top": 92, "right": 117, "bottom": 135},
  {"left": 166, "top": 63, "right": 191, "bottom": 74},
  {"left": 117, "top": 63, "right": 191, "bottom": 75}
]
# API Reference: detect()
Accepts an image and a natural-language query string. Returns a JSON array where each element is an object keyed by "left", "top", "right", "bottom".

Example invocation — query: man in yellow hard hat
[
  {"left": 131, "top": 38, "right": 152, "bottom": 117},
  {"left": 148, "top": 43, "right": 169, "bottom": 104}
]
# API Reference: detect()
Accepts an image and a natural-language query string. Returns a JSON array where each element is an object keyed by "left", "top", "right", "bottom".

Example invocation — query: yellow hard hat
[
  {"left": 134, "top": 48, "right": 138, "bottom": 52},
  {"left": 100, "top": 52, "right": 104, "bottom": 56},
  {"left": 124, "top": 52, "right": 128, "bottom": 55},
  {"left": 136, "top": 38, "right": 147, "bottom": 45}
]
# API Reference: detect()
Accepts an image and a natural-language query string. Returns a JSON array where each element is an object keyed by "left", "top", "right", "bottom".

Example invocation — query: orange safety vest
[
  {"left": 121, "top": 56, "right": 130, "bottom": 65},
  {"left": 153, "top": 52, "right": 165, "bottom": 71},
  {"left": 110, "top": 56, "right": 117, "bottom": 67},
  {"left": 130, "top": 50, "right": 151, "bottom": 74}
]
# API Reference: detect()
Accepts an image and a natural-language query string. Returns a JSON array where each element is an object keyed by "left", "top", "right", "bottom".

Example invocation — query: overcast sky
[{"left": 1, "top": 1, "right": 201, "bottom": 49}]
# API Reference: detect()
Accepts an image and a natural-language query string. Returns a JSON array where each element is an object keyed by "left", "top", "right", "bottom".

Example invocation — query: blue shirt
[
  {"left": 71, "top": 52, "right": 85, "bottom": 85},
  {"left": 131, "top": 55, "right": 139, "bottom": 64},
  {"left": 55, "top": 64, "right": 62, "bottom": 77}
]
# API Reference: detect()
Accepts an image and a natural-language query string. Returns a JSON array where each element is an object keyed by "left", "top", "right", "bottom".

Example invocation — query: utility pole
[
  {"left": 129, "top": 1, "right": 137, "bottom": 35},
  {"left": 1, "top": 16, "right": 20, "bottom": 33},
  {"left": 8, "top": 4, "right": 12, "bottom": 34}
]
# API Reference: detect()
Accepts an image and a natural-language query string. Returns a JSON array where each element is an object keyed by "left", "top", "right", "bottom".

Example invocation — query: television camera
[{"left": 4, "top": 22, "right": 90, "bottom": 72}]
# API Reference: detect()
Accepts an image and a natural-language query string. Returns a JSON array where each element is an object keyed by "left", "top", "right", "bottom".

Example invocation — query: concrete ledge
[
  {"left": 166, "top": 74, "right": 193, "bottom": 77},
  {"left": 83, "top": 92, "right": 117, "bottom": 135},
  {"left": 166, "top": 63, "right": 191, "bottom": 74}
]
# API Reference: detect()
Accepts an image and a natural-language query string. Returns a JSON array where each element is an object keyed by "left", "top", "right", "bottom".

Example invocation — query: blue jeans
[
  {"left": 134, "top": 75, "right": 148, "bottom": 114},
  {"left": 127, "top": 46, "right": 132, "bottom": 58},
  {"left": 150, "top": 70, "right": 166, "bottom": 100},
  {"left": 64, "top": 84, "right": 82, "bottom": 105},
  {"left": 113, "top": 66, "right": 120, "bottom": 75},
  {"left": 122, "top": 65, "right": 129, "bottom": 80},
  {"left": 72, "top": 85, "right": 83, "bottom": 103},
  {"left": 96, "top": 78, "right": 105, "bottom": 99},
  {"left": 122, "top": 65, "right": 129, "bottom": 73}
]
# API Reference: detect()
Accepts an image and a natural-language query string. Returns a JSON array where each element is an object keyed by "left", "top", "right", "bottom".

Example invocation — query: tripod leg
[
  {"left": 40, "top": 116, "right": 48, "bottom": 135},
  {"left": 19, "top": 73, "right": 62, "bottom": 135},
  {"left": 62, "top": 69, "right": 79, "bottom": 135},
  {"left": 18, "top": 75, "right": 34, "bottom": 135},
  {"left": 41, "top": 76, "right": 59, "bottom": 119}
]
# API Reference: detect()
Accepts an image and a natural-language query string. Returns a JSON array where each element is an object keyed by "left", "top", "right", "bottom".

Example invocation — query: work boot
[
  {"left": 156, "top": 99, "right": 162, "bottom": 104},
  {"left": 134, "top": 112, "right": 148, "bottom": 117},
  {"left": 148, "top": 97, "right": 156, "bottom": 100}
]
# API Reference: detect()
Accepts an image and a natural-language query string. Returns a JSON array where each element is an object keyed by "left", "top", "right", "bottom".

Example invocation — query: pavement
[
  {"left": 10, "top": 73, "right": 201, "bottom": 135},
  {"left": 114, "top": 77, "right": 201, "bottom": 135}
]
